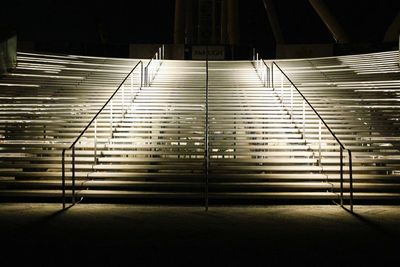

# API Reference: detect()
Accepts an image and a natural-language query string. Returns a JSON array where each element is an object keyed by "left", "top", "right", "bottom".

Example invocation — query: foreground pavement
[{"left": 1, "top": 203, "right": 399, "bottom": 266}]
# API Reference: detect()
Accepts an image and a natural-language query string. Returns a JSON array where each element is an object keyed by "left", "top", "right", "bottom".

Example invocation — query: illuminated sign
[{"left": 192, "top": 46, "right": 225, "bottom": 60}]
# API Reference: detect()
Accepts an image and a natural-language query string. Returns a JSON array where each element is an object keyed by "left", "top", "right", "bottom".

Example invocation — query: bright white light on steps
[
  {"left": 379, "top": 143, "right": 392, "bottom": 147},
  {"left": 44, "top": 70, "right": 61, "bottom": 74},
  {"left": 9, "top": 73, "right": 84, "bottom": 79},
  {"left": 0, "top": 83, "right": 40, "bottom": 88}
]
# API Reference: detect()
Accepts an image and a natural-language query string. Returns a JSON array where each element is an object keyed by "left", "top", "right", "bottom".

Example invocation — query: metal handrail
[
  {"left": 252, "top": 50, "right": 353, "bottom": 211},
  {"left": 144, "top": 45, "right": 165, "bottom": 86},
  {"left": 61, "top": 60, "right": 143, "bottom": 209},
  {"left": 205, "top": 46, "right": 209, "bottom": 211},
  {"left": 270, "top": 61, "right": 353, "bottom": 212}
]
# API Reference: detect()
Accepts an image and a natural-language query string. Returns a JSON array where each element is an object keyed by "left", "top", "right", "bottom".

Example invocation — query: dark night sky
[{"left": 1, "top": 0, "right": 399, "bottom": 49}]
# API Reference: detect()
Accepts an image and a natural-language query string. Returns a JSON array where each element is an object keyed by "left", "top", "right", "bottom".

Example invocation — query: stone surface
[{"left": 1, "top": 204, "right": 399, "bottom": 266}]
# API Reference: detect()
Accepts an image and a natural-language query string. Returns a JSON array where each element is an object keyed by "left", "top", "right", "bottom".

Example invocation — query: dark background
[{"left": 1, "top": 0, "right": 399, "bottom": 57}]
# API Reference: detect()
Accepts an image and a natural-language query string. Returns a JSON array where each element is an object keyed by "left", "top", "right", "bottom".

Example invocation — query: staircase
[{"left": 0, "top": 50, "right": 400, "bottom": 204}]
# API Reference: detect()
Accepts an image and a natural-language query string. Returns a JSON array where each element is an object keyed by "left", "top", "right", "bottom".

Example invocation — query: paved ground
[{"left": 1, "top": 203, "right": 399, "bottom": 266}]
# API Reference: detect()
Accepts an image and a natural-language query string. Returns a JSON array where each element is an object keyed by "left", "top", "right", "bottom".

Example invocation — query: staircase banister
[
  {"left": 66, "top": 60, "right": 143, "bottom": 151},
  {"left": 271, "top": 60, "right": 348, "bottom": 151},
  {"left": 270, "top": 60, "right": 353, "bottom": 212}
]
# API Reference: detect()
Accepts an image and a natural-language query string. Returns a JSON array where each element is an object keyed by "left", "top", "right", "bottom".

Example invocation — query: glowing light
[
  {"left": 0, "top": 83, "right": 40, "bottom": 87},
  {"left": 9, "top": 73, "right": 84, "bottom": 79}
]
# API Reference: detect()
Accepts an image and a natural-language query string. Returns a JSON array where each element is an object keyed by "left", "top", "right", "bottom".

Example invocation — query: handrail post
[
  {"left": 122, "top": 84, "right": 125, "bottom": 110},
  {"left": 319, "top": 120, "right": 322, "bottom": 167},
  {"left": 130, "top": 72, "right": 134, "bottom": 98},
  {"left": 141, "top": 62, "right": 143, "bottom": 88},
  {"left": 205, "top": 45, "right": 209, "bottom": 212},
  {"left": 264, "top": 65, "right": 267, "bottom": 87},
  {"left": 290, "top": 85, "right": 293, "bottom": 116},
  {"left": 280, "top": 71, "right": 283, "bottom": 100},
  {"left": 340, "top": 147, "right": 343, "bottom": 206},
  {"left": 110, "top": 100, "right": 113, "bottom": 139},
  {"left": 256, "top": 53, "right": 259, "bottom": 73},
  {"left": 271, "top": 62, "right": 274, "bottom": 89},
  {"left": 348, "top": 150, "right": 353, "bottom": 212},
  {"left": 72, "top": 146, "right": 76, "bottom": 205},
  {"left": 144, "top": 66, "right": 148, "bottom": 87},
  {"left": 302, "top": 100, "right": 306, "bottom": 139},
  {"left": 62, "top": 149, "right": 66, "bottom": 209},
  {"left": 94, "top": 118, "right": 97, "bottom": 165}
]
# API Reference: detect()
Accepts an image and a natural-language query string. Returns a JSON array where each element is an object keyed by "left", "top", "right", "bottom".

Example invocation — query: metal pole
[
  {"left": 271, "top": 63, "right": 274, "bottom": 89},
  {"left": 130, "top": 73, "right": 134, "bottom": 98},
  {"left": 268, "top": 65, "right": 270, "bottom": 87},
  {"left": 264, "top": 64, "right": 267, "bottom": 87},
  {"left": 72, "top": 146, "right": 76, "bottom": 204},
  {"left": 141, "top": 63, "right": 143, "bottom": 89},
  {"left": 205, "top": 45, "right": 209, "bottom": 212},
  {"left": 62, "top": 149, "right": 66, "bottom": 209},
  {"left": 122, "top": 84, "right": 125, "bottom": 110},
  {"left": 110, "top": 100, "right": 113, "bottom": 139},
  {"left": 280, "top": 72, "right": 283, "bottom": 100},
  {"left": 319, "top": 120, "right": 322, "bottom": 167},
  {"left": 340, "top": 147, "right": 343, "bottom": 206},
  {"left": 256, "top": 53, "right": 259, "bottom": 73},
  {"left": 348, "top": 150, "right": 353, "bottom": 212},
  {"left": 290, "top": 85, "right": 293, "bottom": 116},
  {"left": 144, "top": 66, "right": 148, "bottom": 87},
  {"left": 94, "top": 118, "right": 97, "bottom": 165},
  {"left": 303, "top": 100, "right": 305, "bottom": 139}
]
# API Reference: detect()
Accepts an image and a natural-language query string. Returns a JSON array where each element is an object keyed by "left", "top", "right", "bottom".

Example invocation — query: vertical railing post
[
  {"left": 318, "top": 120, "right": 322, "bottom": 167},
  {"left": 271, "top": 63, "right": 274, "bottom": 89},
  {"left": 290, "top": 85, "right": 293, "bottom": 116},
  {"left": 141, "top": 62, "right": 143, "bottom": 88},
  {"left": 94, "top": 118, "right": 97, "bottom": 165},
  {"left": 72, "top": 146, "right": 76, "bottom": 204},
  {"left": 205, "top": 45, "right": 209, "bottom": 212},
  {"left": 256, "top": 53, "right": 259, "bottom": 73},
  {"left": 62, "top": 149, "right": 66, "bottom": 209},
  {"left": 145, "top": 66, "right": 148, "bottom": 87},
  {"left": 110, "top": 100, "right": 113, "bottom": 140},
  {"left": 340, "top": 147, "right": 343, "bottom": 206},
  {"left": 348, "top": 150, "right": 353, "bottom": 212},
  {"left": 122, "top": 84, "right": 125, "bottom": 110},
  {"left": 130, "top": 73, "right": 134, "bottom": 99},
  {"left": 264, "top": 64, "right": 267, "bottom": 87},
  {"left": 302, "top": 100, "right": 306, "bottom": 139},
  {"left": 280, "top": 72, "right": 283, "bottom": 101}
]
